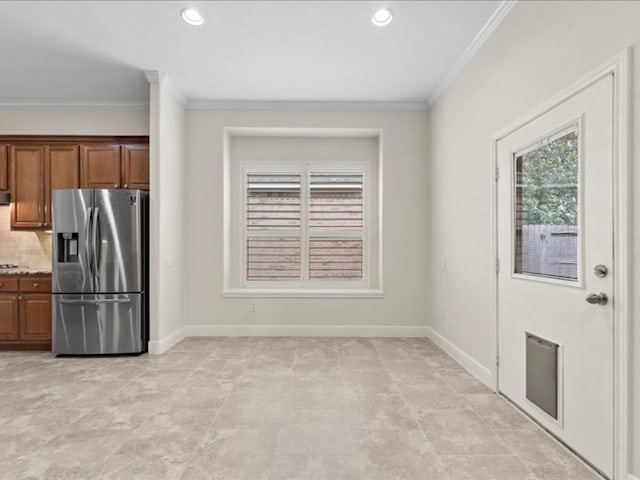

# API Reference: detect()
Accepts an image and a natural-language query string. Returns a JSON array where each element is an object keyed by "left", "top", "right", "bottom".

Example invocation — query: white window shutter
[
  {"left": 309, "top": 173, "right": 364, "bottom": 281},
  {"left": 246, "top": 173, "right": 302, "bottom": 281}
]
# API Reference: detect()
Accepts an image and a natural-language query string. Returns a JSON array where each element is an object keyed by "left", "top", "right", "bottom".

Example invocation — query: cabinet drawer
[
  {"left": 0, "top": 277, "right": 19, "bottom": 292},
  {"left": 19, "top": 277, "right": 51, "bottom": 293}
]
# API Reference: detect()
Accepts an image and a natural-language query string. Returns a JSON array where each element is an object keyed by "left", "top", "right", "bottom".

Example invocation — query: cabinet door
[
  {"left": 121, "top": 145, "right": 149, "bottom": 190},
  {"left": 81, "top": 145, "right": 121, "bottom": 188},
  {"left": 45, "top": 145, "right": 80, "bottom": 226},
  {"left": 0, "top": 294, "right": 19, "bottom": 340},
  {"left": 19, "top": 294, "right": 51, "bottom": 342},
  {"left": 10, "top": 145, "right": 45, "bottom": 228},
  {"left": 0, "top": 144, "right": 8, "bottom": 191}
]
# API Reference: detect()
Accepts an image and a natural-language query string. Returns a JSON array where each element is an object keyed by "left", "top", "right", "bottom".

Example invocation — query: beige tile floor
[{"left": 0, "top": 337, "right": 602, "bottom": 480}]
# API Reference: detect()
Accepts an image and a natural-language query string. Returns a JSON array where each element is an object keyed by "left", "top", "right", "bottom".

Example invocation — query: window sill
[{"left": 222, "top": 288, "right": 384, "bottom": 299}]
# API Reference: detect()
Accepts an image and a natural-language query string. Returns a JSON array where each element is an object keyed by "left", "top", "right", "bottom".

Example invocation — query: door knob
[{"left": 586, "top": 292, "right": 608, "bottom": 305}]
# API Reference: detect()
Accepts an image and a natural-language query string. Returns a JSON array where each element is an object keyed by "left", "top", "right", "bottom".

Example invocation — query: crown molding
[
  {"left": 0, "top": 101, "right": 148, "bottom": 110},
  {"left": 143, "top": 70, "right": 165, "bottom": 84},
  {"left": 185, "top": 99, "right": 429, "bottom": 112},
  {"left": 145, "top": 70, "right": 186, "bottom": 106},
  {"left": 426, "top": 0, "right": 517, "bottom": 107}
]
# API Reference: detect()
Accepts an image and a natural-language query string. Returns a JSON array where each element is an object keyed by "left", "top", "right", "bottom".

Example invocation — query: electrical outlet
[{"left": 250, "top": 300, "right": 257, "bottom": 312}]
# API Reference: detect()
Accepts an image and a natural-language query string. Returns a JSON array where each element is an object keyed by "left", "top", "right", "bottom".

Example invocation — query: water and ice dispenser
[{"left": 57, "top": 232, "right": 79, "bottom": 263}]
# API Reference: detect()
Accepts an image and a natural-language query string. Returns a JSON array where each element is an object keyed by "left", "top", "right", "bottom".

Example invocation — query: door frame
[{"left": 490, "top": 49, "right": 631, "bottom": 479}]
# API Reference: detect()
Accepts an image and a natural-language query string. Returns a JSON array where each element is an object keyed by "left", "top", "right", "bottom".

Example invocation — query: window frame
[
  {"left": 222, "top": 127, "right": 384, "bottom": 299},
  {"left": 239, "top": 160, "right": 370, "bottom": 290},
  {"left": 509, "top": 120, "right": 584, "bottom": 289}
]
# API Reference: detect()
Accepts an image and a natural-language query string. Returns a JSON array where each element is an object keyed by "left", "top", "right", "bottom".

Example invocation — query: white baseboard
[
  {"left": 426, "top": 326, "right": 493, "bottom": 388},
  {"left": 148, "top": 326, "right": 186, "bottom": 354},
  {"left": 183, "top": 324, "right": 430, "bottom": 338},
  {"left": 149, "top": 324, "right": 428, "bottom": 354}
]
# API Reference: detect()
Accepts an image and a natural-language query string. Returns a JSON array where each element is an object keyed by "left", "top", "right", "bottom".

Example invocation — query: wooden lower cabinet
[
  {"left": 0, "top": 275, "right": 51, "bottom": 349},
  {"left": 19, "top": 294, "right": 51, "bottom": 342},
  {"left": 0, "top": 294, "right": 19, "bottom": 340}
]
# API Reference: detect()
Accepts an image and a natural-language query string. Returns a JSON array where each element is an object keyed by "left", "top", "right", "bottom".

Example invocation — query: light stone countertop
[{"left": 0, "top": 267, "right": 51, "bottom": 275}]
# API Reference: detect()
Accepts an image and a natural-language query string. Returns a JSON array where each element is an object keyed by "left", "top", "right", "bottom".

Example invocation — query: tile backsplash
[{"left": 0, "top": 206, "right": 51, "bottom": 268}]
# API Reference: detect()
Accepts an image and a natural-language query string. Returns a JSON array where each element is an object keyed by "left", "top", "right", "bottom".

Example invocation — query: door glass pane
[{"left": 514, "top": 130, "right": 579, "bottom": 281}]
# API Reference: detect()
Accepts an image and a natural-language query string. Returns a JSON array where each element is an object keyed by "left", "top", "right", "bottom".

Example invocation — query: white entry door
[{"left": 497, "top": 74, "right": 614, "bottom": 477}]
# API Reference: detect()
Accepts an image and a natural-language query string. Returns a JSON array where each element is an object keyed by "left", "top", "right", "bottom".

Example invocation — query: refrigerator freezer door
[
  {"left": 52, "top": 189, "right": 94, "bottom": 294},
  {"left": 94, "top": 190, "right": 143, "bottom": 293},
  {"left": 52, "top": 293, "right": 143, "bottom": 354}
]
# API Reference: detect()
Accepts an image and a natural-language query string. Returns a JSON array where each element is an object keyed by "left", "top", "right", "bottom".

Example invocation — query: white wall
[
  {"left": 147, "top": 80, "right": 187, "bottom": 350},
  {"left": 0, "top": 107, "right": 148, "bottom": 135},
  {"left": 426, "top": 1, "right": 640, "bottom": 475},
  {"left": 185, "top": 110, "right": 429, "bottom": 333}
]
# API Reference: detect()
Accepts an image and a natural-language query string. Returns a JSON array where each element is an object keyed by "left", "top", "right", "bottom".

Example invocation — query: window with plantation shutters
[
  {"left": 246, "top": 174, "right": 301, "bottom": 281},
  {"left": 241, "top": 164, "right": 369, "bottom": 288},
  {"left": 309, "top": 173, "right": 363, "bottom": 281}
]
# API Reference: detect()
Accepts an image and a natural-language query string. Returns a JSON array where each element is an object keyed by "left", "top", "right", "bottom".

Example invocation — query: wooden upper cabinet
[
  {"left": 0, "top": 144, "right": 8, "bottom": 191},
  {"left": 81, "top": 145, "right": 122, "bottom": 188},
  {"left": 4, "top": 138, "right": 147, "bottom": 230},
  {"left": 10, "top": 145, "right": 45, "bottom": 228},
  {"left": 45, "top": 145, "right": 80, "bottom": 226},
  {"left": 122, "top": 145, "right": 149, "bottom": 190}
]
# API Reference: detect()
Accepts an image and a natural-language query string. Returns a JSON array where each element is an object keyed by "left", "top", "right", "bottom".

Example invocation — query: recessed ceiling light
[
  {"left": 181, "top": 7, "right": 204, "bottom": 26},
  {"left": 372, "top": 8, "right": 393, "bottom": 27}
]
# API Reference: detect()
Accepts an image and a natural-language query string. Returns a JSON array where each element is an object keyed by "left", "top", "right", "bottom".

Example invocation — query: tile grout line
[
  {"left": 89, "top": 344, "right": 220, "bottom": 475},
  {"left": 418, "top": 344, "right": 545, "bottom": 479},
  {"left": 203, "top": 336, "right": 259, "bottom": 433},
  {"left": 335, "top": 338, "right": 365, "bottom": 480},
  {"left": 374, "top": 340, "right": 455, "bottom": 480},
  {"left": 266, "top": 336, "right": 299, "bottom": 480}
]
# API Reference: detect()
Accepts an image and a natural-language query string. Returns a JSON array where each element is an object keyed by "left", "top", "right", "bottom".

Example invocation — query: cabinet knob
[
  {"left": 124, "top": 184, "right": 128, "bottom": 188},
  {"left": 17, "top": 295, "right": 22, "bottom": 300},
  {"left": 114, "top": 184, "right": 118, "bottom": 188},
  {"left": 33, "top": 282, "right": 39, "bottom": 287},
  {"left": 0, "top": 282, "right": 3, "bottom": 287}
]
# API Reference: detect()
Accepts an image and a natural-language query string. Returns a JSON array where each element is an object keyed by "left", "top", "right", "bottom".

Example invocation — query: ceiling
[{"left": 0, "top": 1, "right": 509, "bottom": 108}]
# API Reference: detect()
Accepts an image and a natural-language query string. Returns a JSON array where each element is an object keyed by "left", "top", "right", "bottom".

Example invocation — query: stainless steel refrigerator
[{"left": 52, "top": 189, "right": 148, "bottom": 355}]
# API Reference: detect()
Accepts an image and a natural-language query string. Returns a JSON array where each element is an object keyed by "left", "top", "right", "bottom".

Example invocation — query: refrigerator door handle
[
  {"left": 86, "top": 207, "right": 94, "bottom": 285},
  {"left": 92, "top": 207, "right": 100, "bottom": 288},
  {"left": 59, "top": 298, "right": 132, "bottom": 305}
]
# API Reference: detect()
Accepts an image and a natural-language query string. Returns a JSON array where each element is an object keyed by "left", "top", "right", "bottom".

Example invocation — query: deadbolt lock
[{"left": 593, "top": 264, "right": 608, "bottom": 278}]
